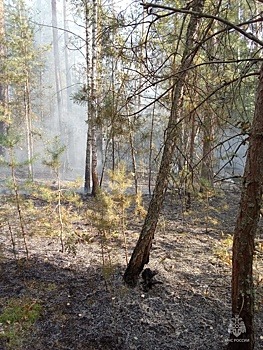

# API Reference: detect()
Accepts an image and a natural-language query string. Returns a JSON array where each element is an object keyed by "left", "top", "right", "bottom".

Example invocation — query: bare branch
[{"left": 141, "top": 2, "right": 263, "bottom": 46}]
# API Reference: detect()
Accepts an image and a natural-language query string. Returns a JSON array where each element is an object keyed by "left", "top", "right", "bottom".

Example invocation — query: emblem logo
[{"left": 228, "top": 315, "right": 246, "bottom": 337}]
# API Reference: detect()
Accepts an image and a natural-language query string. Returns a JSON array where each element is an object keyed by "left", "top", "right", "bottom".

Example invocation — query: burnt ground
[{"left": 0, "top": 186, "right": 263, "bottom": 350}]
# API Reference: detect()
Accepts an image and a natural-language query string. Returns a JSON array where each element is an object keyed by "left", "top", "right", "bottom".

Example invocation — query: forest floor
[{"left": 0, "top": 181, "right": 263, "bottom": 350}]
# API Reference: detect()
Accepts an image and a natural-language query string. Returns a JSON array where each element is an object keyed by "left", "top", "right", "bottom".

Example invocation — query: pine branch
[{"left": 141, "top": 2, "right": 263, "bottom": 47}]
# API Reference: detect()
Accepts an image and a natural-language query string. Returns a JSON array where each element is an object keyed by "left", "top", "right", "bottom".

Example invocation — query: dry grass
[{"left": 0, "top": 186, "right": 262, "bottom": 350}]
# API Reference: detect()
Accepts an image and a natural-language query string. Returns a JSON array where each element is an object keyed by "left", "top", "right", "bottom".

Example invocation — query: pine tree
[{"left": 2, "top": 0, "right": 46, "bottom": 179}]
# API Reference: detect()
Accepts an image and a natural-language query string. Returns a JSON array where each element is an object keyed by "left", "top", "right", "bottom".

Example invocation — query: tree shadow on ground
[
  {"left": 1, "top": 253, "right": 261, "bottom": 350},
  {"left": 1, "top": 257, "right": 126, "bottom": 350}
]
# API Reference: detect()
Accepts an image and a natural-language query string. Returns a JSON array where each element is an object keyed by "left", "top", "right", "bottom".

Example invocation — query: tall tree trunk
[
  {"left": 84, "top": 0, "right": 99, "bottom": 195},
  {"left": 17, "top": 1, "right": 34, "bottom": 178},
  {"left": 84, "top": 1, "right": 91, "bottom": 192},
  {"left": 63, "top": 0, "right": 72, "bottom": 113},
  {"left": 129, "top": 128, "right": 138, "bottom": 194},
  {"left": 124, "top": 0, "right": 205, "bottom": 287},
  {"left": 0, "top": 0, "right": 6, "bottom": 156},
  {"left": 148, "top": 87, "right": 157, "bottom": 196},
  {"left": 85, "top": 126, "right": 92, "bottom": 191},
  {"left": 200, "top": 111, "right": 214, "bottom": 190},
  {"left": 91, "top": 124, "right": 99, "bottom": 196},
  {"left": 24, "top": 75, "right": 33, "bottom": 179},
  {"left": 226, "top": 64, "right": 263, "bottom": 350},
  {"left": 188, "top": 111, "right": 197, "bottom": 174},
  {"left": 90, "top": 0, "right": 99, "bottom": 195},
  {"left": 112, "top": 134, "right": 115, "bottom": 171},
  {"left": 35, "top": 0, "right": 44, "bottom": 122},
  {"left": 100, "top": 136, "right": 110, "bottom": 186},
  {"left": 199, "top": 24, "right": 218, "bottom": 191},
  {"left": 51, "top": 0, "right": 63, "bottom": 132}
]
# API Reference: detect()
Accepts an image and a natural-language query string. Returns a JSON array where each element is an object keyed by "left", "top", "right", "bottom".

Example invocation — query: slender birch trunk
[
  {"left": 90, "top": 0, "right": 99, "bottom": 195},
  {"left": 84, "top": 1, "right": 92, "bottom": 192},
  {"left": 84, "top": 0, "right": 99, "bottom": 195}
]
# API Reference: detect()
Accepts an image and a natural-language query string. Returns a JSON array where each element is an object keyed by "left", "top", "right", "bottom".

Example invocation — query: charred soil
[{"left": 0, "top": 187, "right": 262, "bottom": 350}]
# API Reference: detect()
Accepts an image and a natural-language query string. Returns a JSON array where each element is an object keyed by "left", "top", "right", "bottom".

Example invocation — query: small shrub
[
  {"left": 88, "top": 163, "right": 146, "bottom": 272},
  {"left": 213, "top": 233, "right": 233, "bottom": 265}
]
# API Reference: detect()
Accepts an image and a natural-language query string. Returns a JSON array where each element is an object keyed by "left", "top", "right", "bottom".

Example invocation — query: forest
[{"left": 0, "top": 0, "right": 263, "bottom": 349}]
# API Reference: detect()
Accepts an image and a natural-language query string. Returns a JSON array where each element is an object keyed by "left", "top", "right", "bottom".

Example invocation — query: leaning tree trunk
[
  {"left": 124, "top": 0, "right": 205, "bottom": 287},
  {"left": 226, "top": 64, "right": 263, "bottom": 350}
]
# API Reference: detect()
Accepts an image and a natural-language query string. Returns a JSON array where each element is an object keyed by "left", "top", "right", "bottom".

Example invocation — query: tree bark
[
  {"left": 63, "top": 0, "right": 72, "bottom": 113},
  {"left": 148, "top": 88, "right": 157, "bottom": 196},
  {"left": 129, "top": 128, "right": 138, "bottom": 194},
  {"left": 24, "top": 75, "right": 34, "bottom": 179},
  {"left": 85, "top": 125, "right": 92, "bottom": 191},
  {"left": 226, "top": 64, "right": 263, "bottom": 350},
  {"left": 51, "top": 0, "right": 63, "bottom": 132},
  {"left": 90, "top": 0, "right": 99, "bottom": 195},
  {"left": 84, "top": 1, "right": 91, "bottom": 192},
  {"left": 0, "top": 0, "right": 6, "bottom": 156},
  {"left": 91, "top": 119, "right": 99, "bottom": 196},
  {"left": 84, "top": 0, "right": 99, "bottom": 195},
  {"left": 200, "top": 111, "right": 214, "bottom": 190},
  {"left": 124, "top": 0, "right": 205, "bottom": 287}
]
